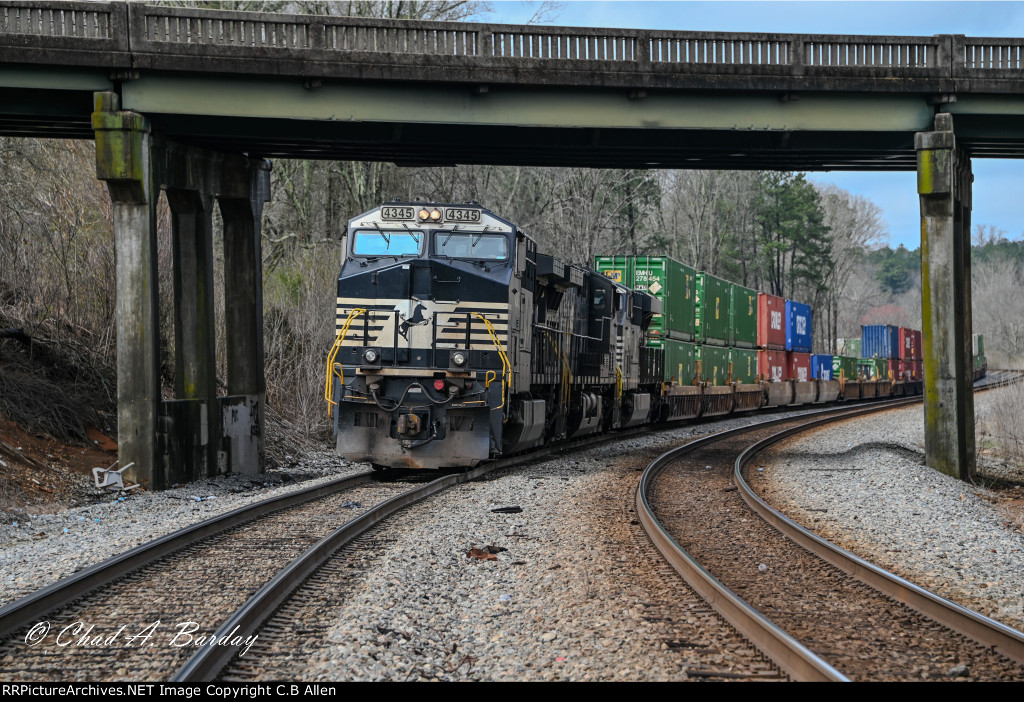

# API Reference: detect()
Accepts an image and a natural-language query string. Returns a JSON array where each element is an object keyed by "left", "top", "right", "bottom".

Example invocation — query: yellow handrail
[
  {"left": 471, "top": 312, "right": 511, "bottom": 419},
  {"left": 615, "top": 365, "right": 623, "bottom": 401},
  {"left": 324, "top": 307, "right": 366, "bottom": 417}
]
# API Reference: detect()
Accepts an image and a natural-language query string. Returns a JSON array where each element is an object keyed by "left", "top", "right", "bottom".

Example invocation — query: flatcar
[{"left": 324, "top": 202, "right": 950, "bottom": 470}]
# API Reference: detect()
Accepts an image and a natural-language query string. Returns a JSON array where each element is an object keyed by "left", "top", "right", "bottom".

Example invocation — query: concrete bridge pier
[
  {"left": 93, "top": 91, "right": 271, "bottom": 488},
  {"left": 217, "top": 157, "right": 272, "bottom": 475},
  {"left": 91, "top": 92, "right": 161, "bottom": 488},
  {"left": 916, "top": 112, "right": 976, "bottom": 480},
  {"left": 163, "top": 143, "right": 221, "bottom": 482}
]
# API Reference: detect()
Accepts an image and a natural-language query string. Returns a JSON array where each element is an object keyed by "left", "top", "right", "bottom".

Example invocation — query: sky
[{"left": 485, "top": 1, "right": 1024, "bottom": 249}]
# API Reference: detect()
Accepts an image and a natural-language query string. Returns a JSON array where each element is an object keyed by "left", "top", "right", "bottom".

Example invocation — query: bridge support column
[
  {"left": 217, "top": 157, "right": 271, "bottom": 474},
  {"left": 164, "top": 144, "right": 221, "bottom": 480},
  {"left": 916, "top": 112, "right": 975, "bottom": 480},
  {"left": 91, "top": 92, "right": 160, "bottom": 488}
]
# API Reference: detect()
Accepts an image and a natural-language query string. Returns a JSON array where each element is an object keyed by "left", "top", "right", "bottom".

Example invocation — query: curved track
[{"left": 637, "top": 372, "right": 1024, "bottom": 681}]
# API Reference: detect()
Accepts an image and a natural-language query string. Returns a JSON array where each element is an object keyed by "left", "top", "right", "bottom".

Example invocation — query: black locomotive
[{"left": 324, "top": 202, "right": 923, "bottom": 470}]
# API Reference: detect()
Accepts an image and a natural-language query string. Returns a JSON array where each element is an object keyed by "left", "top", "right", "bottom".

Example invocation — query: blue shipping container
[
  {"left": 810, "top": 354, "right": 834, "bottom": 380},
  {"left": 862, "top": 324, "right": 899, "bottom": 359},
  {"left": 785, "top": 300, "right": 812, "bottom": 353}
]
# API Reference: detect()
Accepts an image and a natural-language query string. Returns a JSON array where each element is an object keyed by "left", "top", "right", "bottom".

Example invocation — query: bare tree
[
  {"left": 973, "top": 256, "right": 1024, "bottom": 366},
  {"left": 816, "top": 183, "right": 888, "bottom": 349}
]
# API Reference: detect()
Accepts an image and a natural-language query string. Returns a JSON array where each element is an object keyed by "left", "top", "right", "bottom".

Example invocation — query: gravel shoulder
[
  {"left": 751, "top": 386, "right": 1024, "bottom": 632},
  {"left": 0, "top": 412, "right": 801, "bottom": 681},
  {"left": 0, "top": 455, "right": 367, "bottom": 608},
  {"left": 301, "top": 416, "right": 784, "bottom": 682}
]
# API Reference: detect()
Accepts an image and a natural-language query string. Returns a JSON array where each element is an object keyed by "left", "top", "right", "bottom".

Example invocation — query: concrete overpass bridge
[{"left": 2, "top": 1, "right": 1019, "bottom": 485}]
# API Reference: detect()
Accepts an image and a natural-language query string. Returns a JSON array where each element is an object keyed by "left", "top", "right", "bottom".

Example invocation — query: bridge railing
[
  {"left": 0, "top": 2, "right": 1021, "bottom": 84},
  {"left": 958, "top": 37, "right": 1024, "bottom": 75},
  {"left": 122, "top": 5, "right": 957, "bottom": 74},
  {"left": 648, "top": 32, "right": 791, "bottom": 66},
  {"left": 0, "top": 0, "right": 126, "bottom": 51}
]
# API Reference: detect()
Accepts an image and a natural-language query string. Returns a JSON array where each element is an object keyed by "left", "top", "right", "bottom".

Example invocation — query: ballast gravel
[
  {"left": 2, "top": 391, "right": 1023, "bottom": 680},
  {"left": 0, "top": 456, "right": 369, "bottom": 607},
  {"left": 753, "top": 385, "right": 1024, "bottom": 632}
]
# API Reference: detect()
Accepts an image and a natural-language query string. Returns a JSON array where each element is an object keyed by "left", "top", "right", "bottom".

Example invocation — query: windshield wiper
[{"left": 371, "top": 222, "right": 391, "bottom": 247}]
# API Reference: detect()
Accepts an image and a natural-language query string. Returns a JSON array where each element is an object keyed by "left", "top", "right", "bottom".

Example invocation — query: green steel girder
[
  {"left": 121, "top": 74, "right": 935, "bottom": 133},
  {"left": 0, "top": 64, "right": 114, "bottom": 91}
]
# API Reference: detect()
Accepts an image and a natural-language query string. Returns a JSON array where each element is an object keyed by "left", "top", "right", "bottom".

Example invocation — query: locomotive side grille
[{"left": 353, "top": 411, "right": 378, "bottom": 427}]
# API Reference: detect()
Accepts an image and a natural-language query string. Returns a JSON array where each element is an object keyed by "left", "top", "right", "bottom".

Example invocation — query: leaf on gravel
[{"left": 466, "top": 547, "right": 498, "bottom": 561}]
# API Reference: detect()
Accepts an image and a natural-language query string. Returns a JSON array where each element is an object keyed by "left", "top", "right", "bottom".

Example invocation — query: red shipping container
[
  {"left": 912, "top": 359, "right": 923, "bottom": 380},
  {"left": 887, "top": 359, "right": 909, "bottom": 380},
  {"left": 758, "top": 350, "right": 788, "bottom": 381},
  {"left": 913, "top": 330, "right": 923, "bottom": 361},
  {"left": 788, "top": 352, "right": 811, "bottom": 383},
  {"left": 757, "top": 293, "right": 786, "bottom": 350},
  {"left": 898, "top": 327, "right": 915, "bottom": 360}
]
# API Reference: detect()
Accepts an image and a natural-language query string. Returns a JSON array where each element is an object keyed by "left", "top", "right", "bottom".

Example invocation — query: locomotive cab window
[
  {"left": 434, "top": 232, "right": 509, "bottom": 260},
  {"left": 351, "top": 229, "right": 423, "bottom": 257}
]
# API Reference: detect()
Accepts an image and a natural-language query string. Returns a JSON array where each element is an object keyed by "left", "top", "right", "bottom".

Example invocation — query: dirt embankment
[{"left": 0, "top": 329, "right": 119, "bottom": 518}]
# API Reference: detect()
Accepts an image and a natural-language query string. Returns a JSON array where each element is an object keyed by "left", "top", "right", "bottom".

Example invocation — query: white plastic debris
[{"left": 92, "top": 461, "right": 137, "bottom": 491}]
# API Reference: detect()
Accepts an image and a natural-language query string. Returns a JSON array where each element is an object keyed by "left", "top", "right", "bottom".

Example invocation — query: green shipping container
[
  {"left": 632, "top": 256, "right": 696, "bottom": 342},
  {"left": 730, "top": 347, "right": 758, "bottom": 384},
  {"left": 972, "top": 333, "right": 985, "bottom": 359},
  {"left": 731, "top": 284, "right": 757, "bottom": 348},
  {"left": 832, "top": 355, "right": 858, "bottom": 381},
  {"left": 697, "top": 344, "right": 731, "bottom": 386},
  {"left": 837, "top": 338, "right": 862, "bottom": 357},
  {"left": 595, "top": 255, "right": 697, "bottom": 342},
  {"left": 695, "top": 272, "right": 731, "bottom": 346},
  {"left": 647, "top": 338, "right": 697, "bottom": 385},
  {"left": 858, "top": 357, "right": 887, "bottom": 379},
  {"left": 594, "top": 256, "right": 633, "bottom": 288}
]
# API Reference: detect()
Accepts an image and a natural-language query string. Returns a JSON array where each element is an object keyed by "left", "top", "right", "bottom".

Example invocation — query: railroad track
[
  {"left": 0, "top": 408, "right": 724, "bottom": 681},
  {"left": 637, "top": 371, "right": 1024, "bottom": 681},
  {"left": 4, "top": 373, "right": 1015, "bottom": 681},
  {"left": 0, "top": 470, "right": 433, "bottom": 681}
]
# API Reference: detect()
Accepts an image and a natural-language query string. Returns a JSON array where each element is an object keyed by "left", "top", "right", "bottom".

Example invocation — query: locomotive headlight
[
  {"left": 363, "top": 349, "right": 379, "bottom": 363},
  {"left": 430, "top": 209, "right": 442, "bottom": 221},
  {"left": 418, "top": 208, "right": 430, "bottom": 221},
  {"left": 451, "top": 351, "right": 467, "bottom": 366}
]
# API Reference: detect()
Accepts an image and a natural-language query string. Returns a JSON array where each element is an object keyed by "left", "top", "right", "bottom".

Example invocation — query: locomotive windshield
[
  {"left": 351, "top": 229, "right": 423, "bottom": 257},
  {"left": 434, "top": 231, "right": 508, "bottom": 260}
]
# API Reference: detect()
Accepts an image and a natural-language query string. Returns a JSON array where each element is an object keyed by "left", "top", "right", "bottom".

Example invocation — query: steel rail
[
  {"left": 172, "top": 395, "right": 848, "bottom": 680},
  {"left": 6, "top": 371, "right": 1014, "bottom": 677},
  {"left": 637, "top": 400, "right": 921, "bottom": 682},
  {"left": 634, "top": 370, "right": 1021, "bottom": 681},
  {"left": 733, "top": 377, "right": 1024, "bottom": 666},
  {"left": 185, "top": 372, "right": 1017, "bottom": 681},
  {"left": 171, "top": 415, "right": 688, "bottom": 681},
  {"left": 172, "top": 461, "right": 498, "bottom": 681},
  {"left": 0, "top": 469, "right": 377, "bottom": 640}
]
